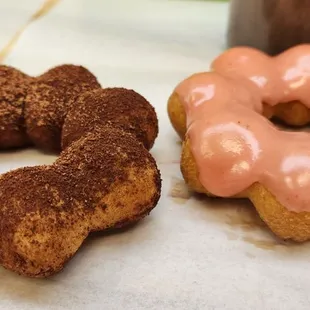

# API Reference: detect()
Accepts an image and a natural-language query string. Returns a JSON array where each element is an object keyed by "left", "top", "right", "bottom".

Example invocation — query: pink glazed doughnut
[{"left": 168, "top": 44, "right": 310, "bottom": 242}]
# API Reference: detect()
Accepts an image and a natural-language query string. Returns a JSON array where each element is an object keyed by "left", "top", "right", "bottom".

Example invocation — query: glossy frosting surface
[
  {"left": 174, "top": 44, "right": 310, "bottom": 212},
  {"left": 211, "top": 44, "right": 310, "bottom": 107}
]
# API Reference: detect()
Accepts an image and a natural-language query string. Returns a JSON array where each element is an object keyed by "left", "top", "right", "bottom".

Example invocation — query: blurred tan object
[{"left": 227, "top": 0, "right": 310, "bottom": 55}]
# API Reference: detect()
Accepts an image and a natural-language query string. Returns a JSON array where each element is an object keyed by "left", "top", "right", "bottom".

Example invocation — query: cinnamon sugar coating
[
  {"left": 0, "top": 127, "right": 161, "bottom": 277},
  {"left": 0, "top": 64, "right": 161, "bottom": 277},
  {"left": 62, "top": 87, "right": 158, "bottom": 150},
  {"left": 0, "top": 66, "right": 33, "bottom": 149},
  {"left": 25, "top": 65, "right": 101, "bottom": 152}
]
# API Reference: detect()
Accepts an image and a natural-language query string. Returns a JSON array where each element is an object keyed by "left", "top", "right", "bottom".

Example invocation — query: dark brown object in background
[{"left": 227, "top": 0, "right": 310, "bottom": 55}]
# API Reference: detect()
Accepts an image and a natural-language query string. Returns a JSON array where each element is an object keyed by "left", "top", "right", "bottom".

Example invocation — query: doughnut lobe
[
  {"left": 56, "top": 126, "right": 161, "bottom": 231},
  {"left": 61, "top": 88, "right": 158, "bottom": 150},
  {"left": 167, "top": 92, "right": 187, "bottom": 139},
  {"left": 0, "top": 65, "right": 33, "bottom": 149},
  {"left": 181, "top": 137, "right": 246, "bottom": 198},
  {"left": 24, "top": 65, "right": 101, "bottom": 152},
  {"left": 181, "top": 137, "right": 310, "bottom": 241},
  {"left": 248, "top": 183, "right": 310, "bottom": 242},
  {"left": 0, "top": 166, "right": 88, "bottom": 277},
  {"left": 39, "top": 64, "right": 100, "bottom": 86}
]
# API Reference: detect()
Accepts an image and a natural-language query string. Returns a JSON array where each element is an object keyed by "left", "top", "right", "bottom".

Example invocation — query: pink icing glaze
[
  {"left": 211, "top": 45, "right": 310, "bottom": 107},
  {"left": 211, "top": 47, "right": 283, "bottom": 105},
  {"left": 173, "top": 44, "right": 310, "bottom": 212},
  {"left": 275, "top": 45, "right": 310, "bottom": 106},
  {"left": 174, "top": 72, "right": 263, "bottom": 126}
]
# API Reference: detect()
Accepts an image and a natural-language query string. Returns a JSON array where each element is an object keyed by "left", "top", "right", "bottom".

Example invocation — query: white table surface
[{"left": 1, "top": 1, "right": 309, "bottom": 309}]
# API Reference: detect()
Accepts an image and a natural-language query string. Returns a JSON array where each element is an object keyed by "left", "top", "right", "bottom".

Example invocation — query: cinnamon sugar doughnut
[
  {"left": 25, "top": 65, "right": 101, "bottom": 152},
  {"left": 0, "top": 64, "right": 161, "bottom": 277},
  {"left": 0, "top": 127, "right": 160, "bottom": 277},
  {"left": 168, "top": 44, "right": 310, "bottom": 242},
  {"left": 61, "top": 87, "right": 158, "bottom": 150},
  {"left": 0, "top": 66, "right": 33, "bottom": 149}
]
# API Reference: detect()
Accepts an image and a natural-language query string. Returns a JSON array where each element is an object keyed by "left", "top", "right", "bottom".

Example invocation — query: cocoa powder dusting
[
  {"left": 56, "top": 125, "right": 161, "bottom": 207},
  {"left": 61, "top": 87, "right": 158, "bottom": 150},
  {"left": 25, "top": 64, "right": 101, "bottom": 152},
  {"left": 0, "top": 64, "right": 161, "bottom": 277},
  {"left": 0, "top": 126, "right": 161, "bottom": 276},
  {"left": 0, "top": 65, "right": 33, "bottom": 149},
  {"left": 0, "top": 166, "right": 84, "bottom": 276}
]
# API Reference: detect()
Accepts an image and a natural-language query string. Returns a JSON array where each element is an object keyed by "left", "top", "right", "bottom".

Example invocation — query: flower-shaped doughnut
[{"left": 168, "top": 45, "right": 310, "bottom": 242}]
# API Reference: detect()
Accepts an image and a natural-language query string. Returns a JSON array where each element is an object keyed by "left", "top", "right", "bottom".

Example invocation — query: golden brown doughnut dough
[
  {"left": 180, "top": 138, "right": 208, "bottom": 195},
  {"left": 167, "top": 92, "right": 187, "bottom": 139},
  {"left": 272, "top": 101, "right": 310, "bottom": 127},
  {"left": 248, "top": 183, "right": 310, "bottom": 242}
]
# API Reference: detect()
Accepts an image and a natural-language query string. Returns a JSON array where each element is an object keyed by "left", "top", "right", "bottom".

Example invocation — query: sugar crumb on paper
[{"left": 169, "top": 177, "right": 192, "bottom": 203}]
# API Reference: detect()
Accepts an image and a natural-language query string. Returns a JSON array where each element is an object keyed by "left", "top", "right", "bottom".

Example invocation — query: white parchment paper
[{"left": 1, "top": 1, "right": 309, "bottom": 309}]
